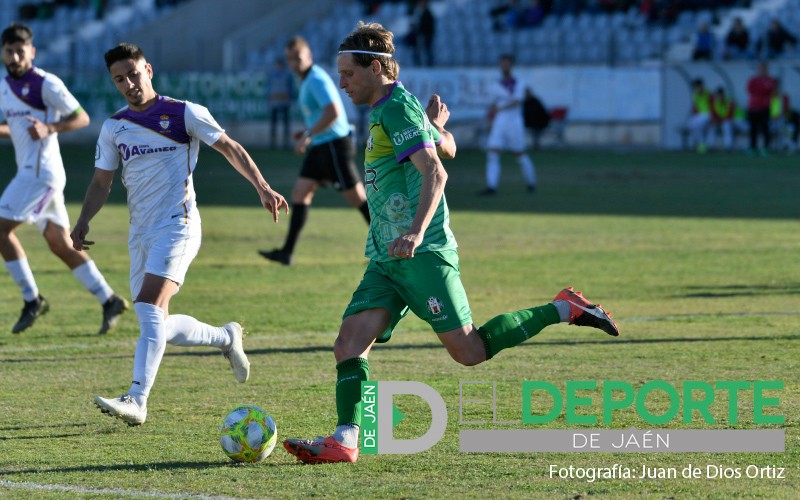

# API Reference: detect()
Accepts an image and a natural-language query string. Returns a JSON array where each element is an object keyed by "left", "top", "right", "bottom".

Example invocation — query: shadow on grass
[
  {"left": 3, "top": 147, "right": 797, "bottom": 220},
  {"left": 0, "top": 460, "right": 296, "bottom": 475},
  {"left": 163, "top": 333, "right": 800, "bottom": 358},
  {"left": 675, "top": 283, "right": 800, "bottom": 298}
]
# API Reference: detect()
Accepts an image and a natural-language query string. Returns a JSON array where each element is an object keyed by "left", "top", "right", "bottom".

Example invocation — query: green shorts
[{"left": 343, "top": 249, "right": 473, "bottom": 343}]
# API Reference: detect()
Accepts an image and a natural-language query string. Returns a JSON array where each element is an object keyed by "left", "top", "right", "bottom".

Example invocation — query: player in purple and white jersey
[
  {"left": 479, "top": 54, "right": 537, "bottom": 195},
  {"left": 0, "top": 23, "right": 128, "bottom": 335},
  {"left": 70, "top": 43, "right": 288, "bottom": 426}
]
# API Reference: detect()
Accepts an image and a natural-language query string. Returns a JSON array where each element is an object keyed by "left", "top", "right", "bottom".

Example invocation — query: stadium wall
[{"left": 26, "top": 62, "right": 800, "bottom": 149}]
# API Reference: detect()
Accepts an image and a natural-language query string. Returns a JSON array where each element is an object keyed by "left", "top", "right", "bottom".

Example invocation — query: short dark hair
[
  {"left": 1, "top": 23, "right": 33, "bottom": 46},
  {"left": 104, "top": 43, "right": 145, "bottom": 70},
  {"left": 499, "top": 53, "right": 514, "bottom": 64},
  {"left": 285, "top": 36, "right": 309, "bottom": 52}
]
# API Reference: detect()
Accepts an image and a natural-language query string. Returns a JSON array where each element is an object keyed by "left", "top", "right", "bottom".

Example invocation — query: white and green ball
[{"left": 219, "top": 405, "right": 277, "bottom": 462}]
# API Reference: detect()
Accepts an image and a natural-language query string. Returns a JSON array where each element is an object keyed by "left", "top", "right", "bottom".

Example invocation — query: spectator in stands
[
  {"left": 709, "top": 87, "right": 736, "bottom": 151},
  {"left": 769, "top": 80, "right": 799, "bottom": 152},
  {"left": 692, "top": 22, "right": 715, "bottom": 61},
  {"left": 259, "top": 37, "right": 370, "bottom": 266},
  {"left": 523, "top": 87, "right": 550, "bottom": 150},
  {"left": 267, "top": 58, "right": 294, "bottom": 149},
  {"left": 723, "top": 17, "right": 750, "bottom": 59},
  {"left": 746, "top": 62, "right": 777, "bottom": 156},
  {"left": 408, "top": 0, "right": 436, "bottom": 66},
  {"left": 756, "top": 19, "right": 798, "bottom": 59},
  {"left": 518, "top": 0, "right": 545, "bottom": 28},
  {"left": 490, "top": 0, "right": 521, "bottom": 31},
  {"left": 687, "top": 78, "right": 712, "bottom": 153},
  {"left": 480, "top": 54, "right": 537, "bottom": 195}
]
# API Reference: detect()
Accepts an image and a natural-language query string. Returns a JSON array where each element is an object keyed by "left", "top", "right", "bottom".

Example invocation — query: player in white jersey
[
  {"left": 0, "top": 23, "right": 128, "bottom": 335},
  {"left": 70, "top": 43, "right": 288, "bottom": 426},
  {"left": 479, "top": 54, "right": 537, "bottom": 195}
]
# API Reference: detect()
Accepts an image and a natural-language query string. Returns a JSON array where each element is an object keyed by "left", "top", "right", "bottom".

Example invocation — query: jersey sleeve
[
  {"left": 382, "top": 99, "right": 437, "bottom": 163},
  {"left": 184, "top": 101, "right": 225, "bottom": 145},
  {"left": 41, "top": 75, "right": 82, "bottom": 117},
  {"left": 95, "top": 120, "right": 120, "bottom": 171}
]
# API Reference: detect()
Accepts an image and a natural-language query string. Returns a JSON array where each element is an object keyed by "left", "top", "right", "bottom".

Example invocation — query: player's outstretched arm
[
  {"left": 211, "top": 133, "right": 289, "bottom": 223},
  {"left": 71, "top": 168, "right": 115, "bottom": 251},
  {"left": 426, "top": 94, "right": 456, "bottom": 160}
]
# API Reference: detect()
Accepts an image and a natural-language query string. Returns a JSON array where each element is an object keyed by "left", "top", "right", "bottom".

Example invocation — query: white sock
[
  {"left": 164, "top": 314, "right": 230, "bottom": 349},
  {"left": 72, "top": 260, "right": 114, "bottom": 304},
  {"left": 129, "top": 302, "right": 167, "bottom": 401},
  {"left": 333, "top": 424, "right": 359, "bottom": 448},
  {"left": 5, "top": 258, "right": 38, "bottom": 301},
  {"left": 486, "top": 151, "right": 501, "bottom": 189},
  {"left": 517, "top": 154, "right": 536, "bottom": 186},
  {"left": 552, "top": 300, "right": 571, "bottom": 323}
]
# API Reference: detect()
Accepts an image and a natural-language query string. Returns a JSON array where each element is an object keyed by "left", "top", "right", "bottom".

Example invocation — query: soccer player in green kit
[{"left": 283, "top": 21, "right": 620, "bottom": 464}]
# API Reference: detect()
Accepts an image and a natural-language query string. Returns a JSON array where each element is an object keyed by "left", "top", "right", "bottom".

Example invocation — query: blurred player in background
[
  {"left": 0, "top": 23, "right": 128, "bottom": 335},
  {"left": 479, "top": 53, "right": 536, "bottom": 195},
  {"left": 259, "top": 36, "right": 369, "bottom": 266},
  {"left": 282, "top": 21, "right": 619, "bottom": 464},
  {"left": 71, "top": 43, "right": 288, "bottom": 426}
]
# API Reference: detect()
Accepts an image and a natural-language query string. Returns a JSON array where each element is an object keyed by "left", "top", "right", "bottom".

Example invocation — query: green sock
[
  {"left": 476, "top": 304, "right": 560, "bottom": 360},
  {"left": 336, "top": 357, "right": 370, "bottom": 427}
]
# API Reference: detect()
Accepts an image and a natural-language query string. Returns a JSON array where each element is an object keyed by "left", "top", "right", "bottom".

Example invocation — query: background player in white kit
[
  {"left": 70, "top": 43, "right": 288, "bottom": 426},
  {"left": 0, "top": 23, "right": 128, "bottom": 335},
  {"left": 479, "top": 54, "right": 537, "bottom": 195}
]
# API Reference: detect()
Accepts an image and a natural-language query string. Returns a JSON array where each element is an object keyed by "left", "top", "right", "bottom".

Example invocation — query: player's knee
[{"left": 449, "top": 348, "right": 485, "bottom": 367}]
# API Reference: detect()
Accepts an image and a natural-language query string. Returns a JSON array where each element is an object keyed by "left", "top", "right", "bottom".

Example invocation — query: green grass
[{"left": 0, "top": 146, "right": 797, "bottom": 498}]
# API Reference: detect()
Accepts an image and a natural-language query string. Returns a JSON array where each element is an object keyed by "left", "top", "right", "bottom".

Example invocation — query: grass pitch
[{"left": 0, "top": 145, "right": 797, "bottom": 498}]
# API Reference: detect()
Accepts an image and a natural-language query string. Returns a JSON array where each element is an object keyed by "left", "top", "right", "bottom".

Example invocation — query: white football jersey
[
  {"left": 489, "top": 77, "right": 525, "bottom": 120},
  {"left": 95, "top": 95, "right": 224, "bottom": 230},
  {"left": 0, "top": 66, "right": 82, "bottom": 188}
]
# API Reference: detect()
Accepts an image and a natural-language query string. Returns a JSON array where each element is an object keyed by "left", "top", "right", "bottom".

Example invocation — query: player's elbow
[{"left": 439, "top": 144, "right": 456, "bottom": 160}]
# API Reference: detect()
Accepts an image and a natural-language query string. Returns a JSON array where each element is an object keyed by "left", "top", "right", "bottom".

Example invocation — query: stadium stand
[{"left": 1, "top": 0, "right": 796, "bottom": 74}]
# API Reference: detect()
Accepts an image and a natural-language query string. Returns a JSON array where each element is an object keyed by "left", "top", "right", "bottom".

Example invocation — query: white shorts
[
  {"left": 0, "top": 176, "right": 69, "bottom": 232},
  {"left": 486, "top": 114, "right": 527, "bottom": 152},
  {"left": 128, "top": 222, "right": 202, "bottom": 299}
]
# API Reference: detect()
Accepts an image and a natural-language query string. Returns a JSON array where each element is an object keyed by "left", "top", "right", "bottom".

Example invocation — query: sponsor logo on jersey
[
  {"left": 117, "top": 143, "right": 178, "bottom": 161},
  {"left": 4, "top": 109, "right": 31, "bottom": 118},
  {"left": 392, "top": 126, "right": 421, "bottom": 146},
  {"left": 427, "top": 296, "right": 444, "bottom": 315},
  {"left": 367, "top": 134, "right": 374, "bottom": 152},
  {"left": 159, "top": 114, "right": 170, "bottom": 130}
]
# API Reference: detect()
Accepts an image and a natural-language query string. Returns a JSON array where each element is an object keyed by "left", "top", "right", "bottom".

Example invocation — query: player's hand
[
  {"left": 25, "top": 116, "right": 51, "bottom": 141},
  {"left": 260, "top": 186, "right": 289, "bottom": 223},
  {"left": 70, "top": 222, "right": 94, "bottom": 251},
  {"left": 426, "top": 94, "right": 450, "bottom": 129},
  {"left": 388, "top": 232, "right": 423, "bottom": 259}
]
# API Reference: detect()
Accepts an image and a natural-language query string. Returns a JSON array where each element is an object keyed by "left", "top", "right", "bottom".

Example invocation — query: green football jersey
[{"left": 363, "top": 82, "right": 457, "bottom": 262}]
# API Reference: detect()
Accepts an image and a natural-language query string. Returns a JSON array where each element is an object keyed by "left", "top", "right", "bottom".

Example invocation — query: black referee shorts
[{"left": 299, "top": 136, "right": 361, "bottom": 191}]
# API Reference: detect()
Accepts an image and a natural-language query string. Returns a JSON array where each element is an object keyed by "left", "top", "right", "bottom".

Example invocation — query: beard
[{"left": 4, "top": 63, "right": 27, "bottom": 79}]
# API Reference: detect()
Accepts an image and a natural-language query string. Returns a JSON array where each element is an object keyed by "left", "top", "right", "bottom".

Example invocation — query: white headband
[{"left": 338, "top": 49, "right": 393, "bottom": 58}]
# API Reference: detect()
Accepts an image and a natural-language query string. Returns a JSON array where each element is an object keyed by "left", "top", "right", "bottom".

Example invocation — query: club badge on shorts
[{"left": 427, "top": 296, "right": 444, "bottom": 315}]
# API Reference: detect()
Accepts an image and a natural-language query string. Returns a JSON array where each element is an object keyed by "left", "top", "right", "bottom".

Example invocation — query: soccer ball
[{"left": 219, "top": 405, "right": 277, "bottom": 463}]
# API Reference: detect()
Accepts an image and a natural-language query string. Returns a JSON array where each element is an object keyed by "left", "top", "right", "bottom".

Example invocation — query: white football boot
[
  {"left": 94, "top": 394, "right": 147, "bottom": 426},
  {"left": 222, "top": 322, "right": 250, "bottom": 383}
]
